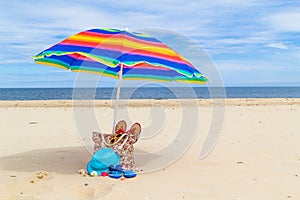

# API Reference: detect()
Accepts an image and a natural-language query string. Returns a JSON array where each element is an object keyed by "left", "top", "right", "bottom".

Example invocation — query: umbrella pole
[{"left": 112, "top": 63, "right": 123, "bottom": 132}]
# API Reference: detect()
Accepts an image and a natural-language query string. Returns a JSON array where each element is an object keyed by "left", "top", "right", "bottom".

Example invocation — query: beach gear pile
[{"left": 86, "top": 120, "right": 141, "bottom": 179}]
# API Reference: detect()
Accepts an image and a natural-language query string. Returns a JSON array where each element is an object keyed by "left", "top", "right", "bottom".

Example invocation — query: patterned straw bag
[{"left": 92, "top": 121, "right": 141, "bottom": 170}]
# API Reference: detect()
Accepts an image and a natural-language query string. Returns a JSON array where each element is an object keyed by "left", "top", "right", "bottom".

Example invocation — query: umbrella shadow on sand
[
  {"left": 0, "top": 147, "right": 160, "bottom": 174},
  {"left": 0, "top": 147, "right": 132, "bottom": 200},
  {"left": 0, "top": 147, "right": 91, "bottom": 174}
]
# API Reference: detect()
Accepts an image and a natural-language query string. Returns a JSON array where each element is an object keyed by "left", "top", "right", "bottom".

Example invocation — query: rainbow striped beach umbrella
[
  {"left": 33, "top": 28, "right": 208, "bottom": 84},
  {"left": 33, "top": 28, "right": 208, "bottom": 124}
]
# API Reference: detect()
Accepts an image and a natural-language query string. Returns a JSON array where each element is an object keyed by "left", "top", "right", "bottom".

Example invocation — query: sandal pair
[
  {"left": 111, "top": 121, "right": 141, "bottom": 144},
  {"left": 109, "top": 164, "right": 137, "bottom": 179},
  {"left": 115, "top": 120, "right": 141, "bottom": 136}
]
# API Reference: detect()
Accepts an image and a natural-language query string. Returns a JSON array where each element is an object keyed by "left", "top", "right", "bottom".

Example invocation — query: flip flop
[
  {"left": 109, "top": 165, "right": 123, "bottom": 179},
  {"left": 115, "top": 120, "right": 127, "bottom": 134},
  {"left": 127, "top": 122, "right": 141, "bottom": 136},
  {"left": 123, "top": 170, "right": 137, "bottom": 178}
]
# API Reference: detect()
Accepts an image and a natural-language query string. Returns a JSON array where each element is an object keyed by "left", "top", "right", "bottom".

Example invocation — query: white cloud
[
  {"left": 265, "top": 11, "right": 300, "bottom": 32},
  {"left": 215, "top": 60, "right": 278, "bottom": 71},
  {"left": 266, "top": 42, "right": 288, "bottom": 50}
]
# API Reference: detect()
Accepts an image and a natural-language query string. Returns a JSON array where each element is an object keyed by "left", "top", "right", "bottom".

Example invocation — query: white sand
[{"left": 0, "top": 99, "right": 299, "bottom": 200}]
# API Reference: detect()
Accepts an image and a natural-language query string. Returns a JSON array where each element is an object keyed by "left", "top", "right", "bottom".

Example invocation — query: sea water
[{"left": 0, "top": 87, "right": 299, "bottom": 100}]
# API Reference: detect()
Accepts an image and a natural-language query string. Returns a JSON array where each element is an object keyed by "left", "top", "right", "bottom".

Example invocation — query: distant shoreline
[
  {"left": 1, "top": 87, "right": 300, "bottom": 100},
  {"left": 0, "top": 98, "right": 299, "bottom": 107}
]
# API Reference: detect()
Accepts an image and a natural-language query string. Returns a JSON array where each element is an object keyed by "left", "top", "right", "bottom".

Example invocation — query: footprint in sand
[
  {"left": 53, "top": 183, "right": 114, "bottom": 200},
  {"left": 100, "top": 185, "right": 131, "bottom": 200},
  {"left": 0, "top": 196, "right": 38, "bottom": 200},
  {"left": 29, "top": 171, "right": 53, "bottom": 184},
  {"left": 0, "top": 172, "right": 53, "bottom": 200},
  {"left": 0, "top": 171, "right": 114, "bottom": 200}
]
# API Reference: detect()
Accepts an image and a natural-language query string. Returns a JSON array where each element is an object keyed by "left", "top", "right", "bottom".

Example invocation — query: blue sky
[{"left": 0, "top": 0, "right": 299, "bottom": 87}]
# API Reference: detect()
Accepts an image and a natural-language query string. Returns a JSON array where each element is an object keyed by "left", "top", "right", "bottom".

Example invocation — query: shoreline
[{"left": 0, "top": 98, "right": 299, "bottom": 107}]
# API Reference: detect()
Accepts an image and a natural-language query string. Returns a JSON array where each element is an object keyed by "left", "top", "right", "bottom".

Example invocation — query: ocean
[{"left": 0, "top": 87, "right": 299, "bottom": 100}]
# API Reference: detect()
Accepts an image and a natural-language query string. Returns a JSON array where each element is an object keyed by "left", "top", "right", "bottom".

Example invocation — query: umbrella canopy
[
  {"left": 33, "top": 28, "right": 208, "bottom": 127},
  {"left": 33, "top": 28, "right": 208, "bottom": 84}
]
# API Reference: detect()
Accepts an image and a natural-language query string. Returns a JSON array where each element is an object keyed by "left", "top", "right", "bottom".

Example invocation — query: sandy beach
[{"left": 0, "top": 98, "right": 299, "bottom": 200}]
